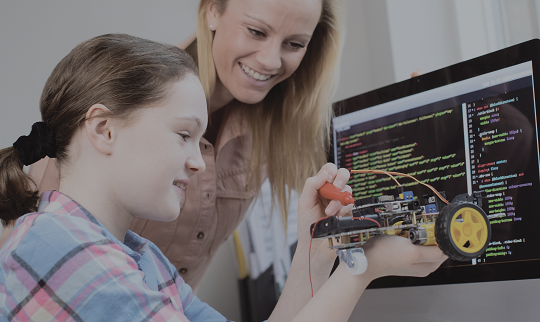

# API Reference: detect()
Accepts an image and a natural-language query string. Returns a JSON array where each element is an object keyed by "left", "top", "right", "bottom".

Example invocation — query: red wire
[{"left": 309, "top": 216, "right": 328, "bottom": 297}]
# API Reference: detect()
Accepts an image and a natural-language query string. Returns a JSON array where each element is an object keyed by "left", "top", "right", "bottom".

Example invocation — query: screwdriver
[{"left": 319, "top": 182, "right": 355, "bottom": 206}]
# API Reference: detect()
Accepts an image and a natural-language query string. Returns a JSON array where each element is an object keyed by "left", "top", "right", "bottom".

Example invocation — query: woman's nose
[{"left": 256, "top": 40, "right": 282, "bottom": 71}]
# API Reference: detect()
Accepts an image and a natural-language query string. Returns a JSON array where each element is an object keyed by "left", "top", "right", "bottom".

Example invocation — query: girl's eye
[
  {"left": 179, "top": 133, "right": 191, "bottom": 142},
  {"left": 248, "top": 28, "right": 265, "bottom": 38}
]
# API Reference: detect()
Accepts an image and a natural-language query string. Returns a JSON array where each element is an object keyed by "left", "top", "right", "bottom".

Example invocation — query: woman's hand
[{"left": 410, "top": 68, "right": 425, "bottom": 78}]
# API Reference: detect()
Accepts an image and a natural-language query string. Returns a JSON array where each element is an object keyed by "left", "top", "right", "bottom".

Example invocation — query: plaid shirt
[{"left": 0, "top": 191, "right": 231, "bottom": 322}]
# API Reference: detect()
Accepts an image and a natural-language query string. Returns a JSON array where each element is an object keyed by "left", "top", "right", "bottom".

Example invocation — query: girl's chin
[{"left": 156, "top": 211, "right": 181, "bottom": 222}]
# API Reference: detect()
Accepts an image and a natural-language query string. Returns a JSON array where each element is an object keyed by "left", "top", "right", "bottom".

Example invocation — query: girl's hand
[
  {"left": 363, "top": 235, "right": 448, "bottom": 280},
  {"left": 297, "top": 163, "right": 353, "bottom": 270}
]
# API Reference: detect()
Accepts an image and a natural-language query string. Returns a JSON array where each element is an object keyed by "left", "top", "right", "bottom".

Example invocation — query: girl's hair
[
  {"left": 0, "top": 34, "right": 198, "bottom": 226},
  {"left": 196, "top": 0, "right": 344, "bottom": 227}
]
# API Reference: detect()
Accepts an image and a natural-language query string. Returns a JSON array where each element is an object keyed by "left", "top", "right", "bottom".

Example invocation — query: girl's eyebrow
[{"left": 175, "top": 116, "right": 203, "bottom": 128}]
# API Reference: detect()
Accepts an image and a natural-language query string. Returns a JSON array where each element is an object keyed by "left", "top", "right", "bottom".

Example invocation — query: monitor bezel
[{"left": 330, "top": 38, "right": 540, "bottom": 288}]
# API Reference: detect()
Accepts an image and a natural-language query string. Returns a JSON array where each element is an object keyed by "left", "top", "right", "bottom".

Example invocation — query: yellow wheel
[
  {"left": 450, "top": 206, "right": 489, "bottom": 253},
  {"left": 435, "top": 201, "right": 491, "bottom": 261}
]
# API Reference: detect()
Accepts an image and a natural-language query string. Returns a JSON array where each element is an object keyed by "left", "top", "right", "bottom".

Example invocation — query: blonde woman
[{"left": 22, "top": 0, "right": 343, "bottom": 290}]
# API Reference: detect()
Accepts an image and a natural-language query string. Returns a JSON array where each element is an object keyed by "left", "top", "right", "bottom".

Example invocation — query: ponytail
[
  {"left": 0, "top": 147, "right": 39, "bottom": 226},
  {"left": 0, "top": 121, "right": 56, "bottom": 225}
]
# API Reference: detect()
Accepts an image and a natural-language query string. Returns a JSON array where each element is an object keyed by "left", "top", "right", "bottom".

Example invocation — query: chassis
[{"left": 310, "top": 189, "right": 492, "bottom": 274}]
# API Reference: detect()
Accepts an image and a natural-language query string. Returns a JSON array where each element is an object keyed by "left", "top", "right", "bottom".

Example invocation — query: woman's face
[{"left": 208, "top": 0, "right": 322, "bottom": 105}]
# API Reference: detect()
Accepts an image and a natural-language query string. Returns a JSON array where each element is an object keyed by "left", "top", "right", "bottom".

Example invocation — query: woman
[{"left": 23, "top": 0, "right": 343, "bottom": 289}]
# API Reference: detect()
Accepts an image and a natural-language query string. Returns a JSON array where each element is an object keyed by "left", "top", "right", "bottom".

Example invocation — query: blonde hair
[{"left": 196, "top": 0, "right": 344, "bottom": 226}]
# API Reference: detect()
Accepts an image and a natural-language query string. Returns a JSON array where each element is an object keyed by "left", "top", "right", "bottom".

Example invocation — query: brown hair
[
  {"left": 196, "top": 0, "right": 343, "bottom": 228},
  {"left": 0, "top": 34, "right": 199, "bottom": 226}
]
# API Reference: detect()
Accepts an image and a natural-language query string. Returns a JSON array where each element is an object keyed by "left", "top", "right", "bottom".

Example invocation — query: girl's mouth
[{"left": 173, "top": 179, "right": 189, "bottom": 190}]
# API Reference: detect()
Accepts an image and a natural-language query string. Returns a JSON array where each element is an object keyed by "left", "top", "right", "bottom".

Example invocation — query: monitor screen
[{"left": 332, "top": 60, "right": 540, "bottom": 287}]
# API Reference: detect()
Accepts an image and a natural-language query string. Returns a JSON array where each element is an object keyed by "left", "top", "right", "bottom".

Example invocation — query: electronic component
[{"left": 314, "top": 174, "right": 491, "bottom": 275}]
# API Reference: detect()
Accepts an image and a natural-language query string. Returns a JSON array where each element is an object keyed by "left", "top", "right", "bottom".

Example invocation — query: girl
[
  {"left": 25, "top": 0, "right": 345, "bottom": 288},
  {"left": 0, "top": 34, "right": 446, "bottom": 321}
]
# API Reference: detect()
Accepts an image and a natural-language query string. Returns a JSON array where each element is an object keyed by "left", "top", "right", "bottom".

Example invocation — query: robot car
[{"left": 310, "top": 181, "right": 492, "bottom": 275}]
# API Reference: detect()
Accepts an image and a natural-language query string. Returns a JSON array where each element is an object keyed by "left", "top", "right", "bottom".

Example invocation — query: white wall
[
  {"left": 0, "top": 0, "right": 198, "bottom": 149},
  {"left": 386, "top": 0, "right": 462, "bottom": 82}
]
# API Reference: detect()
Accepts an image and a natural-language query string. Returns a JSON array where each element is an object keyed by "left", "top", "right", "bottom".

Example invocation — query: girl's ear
[
  {"left": 206, "top": 1, "right": 219, "bottom": 30},
  {"left": 84, "top": 104, "right": 116, "bottom": 155}
]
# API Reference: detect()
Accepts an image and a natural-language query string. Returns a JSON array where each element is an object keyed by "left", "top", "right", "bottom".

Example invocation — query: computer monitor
[{"left": 332, "top": 39, "right": 540, "bottom": 321}]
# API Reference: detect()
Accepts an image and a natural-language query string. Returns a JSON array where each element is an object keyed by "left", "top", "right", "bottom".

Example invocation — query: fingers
[
  {"left": 363, "top": 235, "right": 448, "bottom": 279},
  {"left": 336, "top": 203, "right": 353, "bottom": 217},
  {"left": 300, "top": 163, "right": 353, "bottom": 216},
  {"left": 325, "top": 184, "right": 353, "bottom": 216},
  {"left": 320, "top": 163, "right": 338, "bottom": 180},
  {"left": 324, "top": 167, "right": 352, "bottom": 216},
  {"left": 332, "top": 167, "right": 350, "bottom": 191},
  {"left": 299, "top": 167, "right": 332, "bottom": 208},
  {"left": 412, "top": 245, "right": 448, "bottom": 264},
  {"left": 410, "top": 249, "right": 448, "bottom": 277},
  {"left": 409, "top": 261, "right": 444, "bottom": 277},
  {"left": 410, "top": 68, "right": 425, "bottom": 78}
]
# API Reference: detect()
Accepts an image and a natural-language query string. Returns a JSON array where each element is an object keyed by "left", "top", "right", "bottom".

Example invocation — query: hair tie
[{"left": 13, "top": 122, "right": 57, "bottom": 166}]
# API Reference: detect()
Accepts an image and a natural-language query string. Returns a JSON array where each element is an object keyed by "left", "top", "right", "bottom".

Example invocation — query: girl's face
[
  {"left": 208, "top": 0, "right": 322, "bottom": 105},
  {"left": 111, "top": 75, "right": 208, "bottom": 222}
]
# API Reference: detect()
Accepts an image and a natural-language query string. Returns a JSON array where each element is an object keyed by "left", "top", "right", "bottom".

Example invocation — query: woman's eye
[
  {"left": 248, "top": 28, "right": 265, "bottom": 38},
  {"left": 288, "top": 42, "right": 305, "bottom": 50},
  {"left": 179, "top": 133, "right": 191, "bottom": 142}
]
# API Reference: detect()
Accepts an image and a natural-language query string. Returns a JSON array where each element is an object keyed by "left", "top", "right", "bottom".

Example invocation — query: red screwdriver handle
[{"left": 319, "top": 182, "right": 355, "bottom": 206}]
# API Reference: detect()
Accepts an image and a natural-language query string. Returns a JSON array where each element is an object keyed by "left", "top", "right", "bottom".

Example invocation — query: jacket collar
[{"left": 214, "top": 104, "right": 250, "bottom": 154}]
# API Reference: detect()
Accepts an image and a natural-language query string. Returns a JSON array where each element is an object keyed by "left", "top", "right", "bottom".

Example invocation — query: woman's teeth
[{"left": 241, "top": 63, "right": 271, "bottom": 81}]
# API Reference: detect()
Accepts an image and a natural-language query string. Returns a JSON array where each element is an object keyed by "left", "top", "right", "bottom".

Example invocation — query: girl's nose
[{"left": 186, "top": 147, "right": 206, "bottom": 174}]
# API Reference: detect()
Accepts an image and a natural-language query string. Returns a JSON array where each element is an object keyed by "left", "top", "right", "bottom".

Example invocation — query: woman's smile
[{"left": 239, "top": 62, "right": 274, "bottom": 81}]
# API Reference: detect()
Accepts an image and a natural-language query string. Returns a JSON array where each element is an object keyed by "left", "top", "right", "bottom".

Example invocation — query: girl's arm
[{"left": 268, "top": 164, "right": 447, "bottom": 322}]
